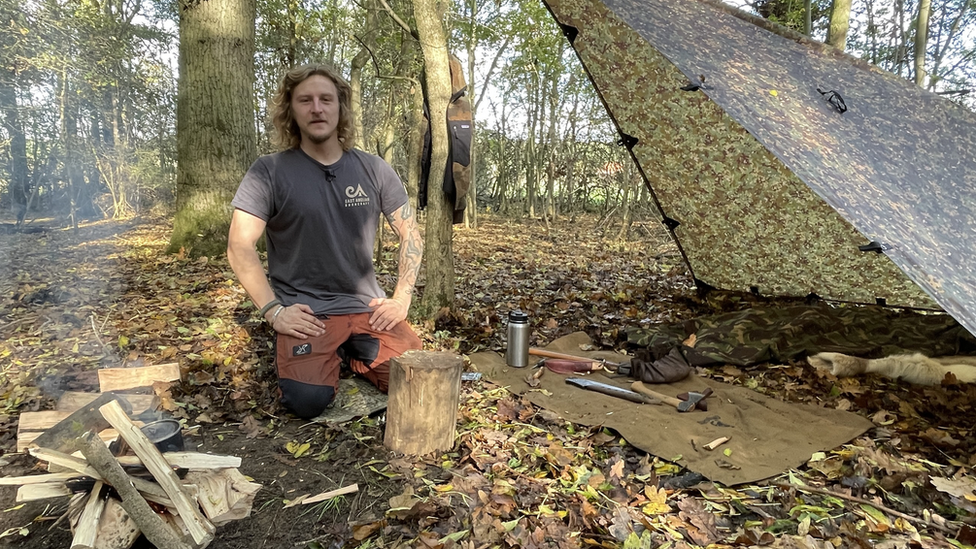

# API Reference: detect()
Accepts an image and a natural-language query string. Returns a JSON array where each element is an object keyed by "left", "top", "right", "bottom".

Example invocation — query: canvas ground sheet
[
  {"left": 468, "top": 332, "right": 874, "bottom": 486},
  {"left": 540, "top": 0, "right": 976, "bottom": 337}
]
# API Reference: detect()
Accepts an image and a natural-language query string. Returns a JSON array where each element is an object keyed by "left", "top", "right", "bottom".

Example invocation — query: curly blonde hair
[{"left": 270, "top": 63, "right": 356, "bottom": 151}]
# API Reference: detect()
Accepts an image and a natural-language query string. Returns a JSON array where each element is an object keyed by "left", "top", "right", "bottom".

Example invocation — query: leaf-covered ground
[{"left": 0, "top": 214, "right": 975, "bottom": 549}]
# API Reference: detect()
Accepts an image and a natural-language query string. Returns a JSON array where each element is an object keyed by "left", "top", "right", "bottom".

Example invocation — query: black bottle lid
[{"left": 509, "top": 311, "right": 529, "bottom": 323}]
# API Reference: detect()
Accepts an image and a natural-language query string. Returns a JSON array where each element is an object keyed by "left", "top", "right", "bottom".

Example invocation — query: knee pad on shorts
[{"left": 278, "top": 379, "right": 336, "bottom": 419}]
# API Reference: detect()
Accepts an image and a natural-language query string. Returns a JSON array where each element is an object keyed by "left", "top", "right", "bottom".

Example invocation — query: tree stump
[{"left": 384, "top": 350, "right": 463, "bottom": 455}]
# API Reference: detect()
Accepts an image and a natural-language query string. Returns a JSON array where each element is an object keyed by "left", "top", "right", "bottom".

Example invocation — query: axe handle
[
  {"left": 529, "top": 348, "right": 602, "bottom": 365},
  {"left": 631, "top": 381, "right": 684, "bottom": 410}
]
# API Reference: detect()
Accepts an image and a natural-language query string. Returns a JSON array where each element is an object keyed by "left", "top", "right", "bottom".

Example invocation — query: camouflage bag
[{"left": 626, "top": 304, "right": 976, "bottom": 368}]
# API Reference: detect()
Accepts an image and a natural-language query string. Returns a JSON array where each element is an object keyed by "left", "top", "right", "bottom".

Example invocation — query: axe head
[
  {"left": 30, "top": 393, "right": 132, "bottom": 452},
  {"left": 676, "top": 387, "right": 713, "bottom": 412}
]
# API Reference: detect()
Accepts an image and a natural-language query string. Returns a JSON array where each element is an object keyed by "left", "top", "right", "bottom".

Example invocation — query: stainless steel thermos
[{"left": 505, "top": 311, "right": 530, "bottom": 367}]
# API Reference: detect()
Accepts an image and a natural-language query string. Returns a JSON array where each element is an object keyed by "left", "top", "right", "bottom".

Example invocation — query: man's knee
[
  {"left": 278, "top": 379, "right": 336, "bottom": 419},
  {"left": 361, "top": 362, "right": 389, "bottom": 393}
]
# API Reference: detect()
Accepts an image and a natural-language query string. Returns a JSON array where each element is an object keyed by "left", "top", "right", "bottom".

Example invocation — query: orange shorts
[{"left": 275, "top": 313, "right": 422, "bottom": 418}]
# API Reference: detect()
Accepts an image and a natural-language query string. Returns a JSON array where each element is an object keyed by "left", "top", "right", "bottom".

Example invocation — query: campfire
[{"left": 2, "top": 363, "right": 261, "bottom": 549}]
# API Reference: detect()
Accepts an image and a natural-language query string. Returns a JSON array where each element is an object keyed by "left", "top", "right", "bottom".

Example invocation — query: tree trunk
[
  {"left": 60, "top": 69, "right": 94, "bottom": 226},
  {"left": 414, "top": 0, "right": 455, "bottom": 310},
  {"left": 803, "top": 0, "right": 812, "bottom": 36},
  {"left": 827, "top": 0, "right": 852, "bottom": 50},
  {"left": 0, "top": 72, "right": 29, "bottom": 224},
  {"left": 351, "top": 0, "right": 379, "bottom": 151},
  {"left": 375, "top": 91, "right": 397, "bottom": 264},
  {"left": 349, "top": 45, "right": 369, "bottom": 150},
  {"left": 914, "top": 0, "right": 931, "bottom": 86},
  {"left": 617, "top": 171, "right": 635, "bottom": 240},
  {"left": 544, "top": 60, "right": 559, "bottom": 221},
  {"left": 170, "top": 0, "right": 257, "bottom": 257},
  {"left": 463, "top": 0, "right": 478, "bottom": 229},
  {"left": 497, "top": 99, "right": 510, "bottom": 214},
  {"left": 406, "top": 78, "right": 426, "bottom": 211}
]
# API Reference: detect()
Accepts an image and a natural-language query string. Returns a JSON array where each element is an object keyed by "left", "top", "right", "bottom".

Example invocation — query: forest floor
[{"left": 0, "top": 213, "right": 975, "bottom": 549}]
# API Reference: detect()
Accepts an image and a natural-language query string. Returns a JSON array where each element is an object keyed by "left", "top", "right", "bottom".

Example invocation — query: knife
[{"left": 565, "top": 377, "right": 661, "bottom": 405}]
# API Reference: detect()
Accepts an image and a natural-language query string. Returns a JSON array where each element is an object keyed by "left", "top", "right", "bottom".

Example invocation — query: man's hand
[
  {"left": 267, "top": 303, "right": 325, "bottom": 338},
  {"left": 368, "top": 296, "right": 409, "bottom": 331}
]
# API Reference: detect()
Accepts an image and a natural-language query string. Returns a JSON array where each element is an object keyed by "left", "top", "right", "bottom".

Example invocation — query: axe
[
  {"left": 631, "top": 382, "right": 712, "bottom": 412},
  {"left": 30, "top": 393, "right": 133, "bottom": 452}
]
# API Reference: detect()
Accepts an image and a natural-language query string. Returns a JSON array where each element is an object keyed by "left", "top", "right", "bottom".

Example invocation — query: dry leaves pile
[{"left": 1, "top": 215, "right": 975, "bottom": 548}]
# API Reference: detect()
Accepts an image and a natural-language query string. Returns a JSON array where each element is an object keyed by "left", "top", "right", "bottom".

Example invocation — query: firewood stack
[{"left": 2, "top": 363, "right": 262, "bottom": 549}]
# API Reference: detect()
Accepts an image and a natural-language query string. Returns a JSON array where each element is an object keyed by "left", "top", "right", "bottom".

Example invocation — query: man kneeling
[{"left": 228, "top": 63, "right": 423, "bottom": 418}]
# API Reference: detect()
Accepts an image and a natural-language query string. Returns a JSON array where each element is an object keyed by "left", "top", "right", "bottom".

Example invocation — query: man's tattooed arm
[{"left": 386, "top": 201, "right": 424, "bottom": 305}]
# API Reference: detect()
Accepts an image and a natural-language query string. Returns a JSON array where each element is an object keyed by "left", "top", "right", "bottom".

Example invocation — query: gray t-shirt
[{"left": 232, "top": 148, "right": 408, "bottom": 315}]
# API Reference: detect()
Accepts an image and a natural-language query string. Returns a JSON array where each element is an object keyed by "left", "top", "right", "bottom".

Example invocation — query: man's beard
[{"left": 306, "top": 130, "right": 332, "bottom": 144}]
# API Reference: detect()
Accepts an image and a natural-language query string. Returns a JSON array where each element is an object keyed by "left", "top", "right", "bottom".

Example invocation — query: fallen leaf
[
  {"left": 930, "top": 476, "right": 976, "bottom": 500},
  {"left": 239, "top": 415, "right": 263, "bottom": 438}
]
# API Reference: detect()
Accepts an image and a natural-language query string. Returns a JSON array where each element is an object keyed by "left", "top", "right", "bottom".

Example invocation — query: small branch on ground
[
  {"left": 89, "top": 314, "right": 107, "bottom": 349},
  {"left": 773, "top": 482, "right": 955, "bottom": 535}
]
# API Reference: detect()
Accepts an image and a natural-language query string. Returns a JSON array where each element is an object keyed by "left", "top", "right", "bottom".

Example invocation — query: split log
[
  {"left": 29, "top": 448, "right": 100, "bottom": 478},
  {"left": 17, "top": 410, "right": 69, "bottom": 431},
  {"left": 118, "top": 452, "right": 242, "bottom": 470},
  {"left": 58, "top": 392, "right": 155, "bottom": 415},
  {"left": 98, "top": 400, "right": 214, "bottom": 547},
  {"left": 98, "top": 363, "right": 180, "bottom": 393},
  {"left": 25, "top": 448, "right": 168, "bottom": 502},
  {"left": 384, "top": 351, "right": 463, "bottom": 456},
  {"left": 31, "top": 447, "right": 241, "bottom": 472},
  {"left": 94, "top": 497, "right": 141, "bottom": 549},
  {"left": 79, "top": 433, "right": 192, "bottom": 549},
  {"left": 71, "top": 481, "right": 108, "bottom": 549},
  {"left": 16, "top": 483, "right": 71, "bottom": 502},
  {"left": 183, "top": 469, "right": 261, "bottom": 525},
  {"left": 0, "top": 472, "right": 81, "bottom": 485},
  {"left": 19, "top": 429, "right": 119, "bottom": 453}
]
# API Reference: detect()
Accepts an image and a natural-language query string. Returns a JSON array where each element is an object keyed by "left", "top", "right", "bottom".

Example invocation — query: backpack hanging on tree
[{"left": 420, "top": 53, "right": 473, "bottom": 224}]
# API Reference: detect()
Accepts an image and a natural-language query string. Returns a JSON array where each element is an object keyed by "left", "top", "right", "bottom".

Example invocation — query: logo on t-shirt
[{"left": 344, "top": 184, "right": 370, "bottom": 207}]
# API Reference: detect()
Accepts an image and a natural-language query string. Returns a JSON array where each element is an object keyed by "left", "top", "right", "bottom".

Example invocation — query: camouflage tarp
[
  {"left": 542, "top": 0, "right": 976, "bottom": 337},
  {"left": 626, "top": 305, "right": 976, "bottom": 367}
]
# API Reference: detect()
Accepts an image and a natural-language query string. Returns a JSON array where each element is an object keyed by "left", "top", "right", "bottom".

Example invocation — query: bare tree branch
[{"left": 377, "top": 0, "right": 415, "bottom": 38}]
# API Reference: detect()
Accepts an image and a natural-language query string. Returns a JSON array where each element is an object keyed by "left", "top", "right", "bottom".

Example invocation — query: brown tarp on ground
[
  {"left": 541, "top": 0, "right": 976, "bottom": 337},
  {"left": 469, "top": 333, "right": 874, "bottom": 486}
]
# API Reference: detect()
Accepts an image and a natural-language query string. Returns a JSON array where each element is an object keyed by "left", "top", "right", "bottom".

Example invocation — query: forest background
[
  {"left": 2, "top": 1, "right": 976, "bottom": 546},
  {"left": 2, "top": 0, "right": 976, "bottom": 288}
]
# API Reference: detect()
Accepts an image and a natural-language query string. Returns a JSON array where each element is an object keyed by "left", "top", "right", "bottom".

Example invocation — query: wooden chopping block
[{"left": 384, "top": 351, "right": 463, "bottom": 456}]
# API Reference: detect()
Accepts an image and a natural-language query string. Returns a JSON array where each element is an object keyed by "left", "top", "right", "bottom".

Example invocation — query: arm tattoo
[{"left": 386, "top": 202, "right": 423, "bottom": 296}]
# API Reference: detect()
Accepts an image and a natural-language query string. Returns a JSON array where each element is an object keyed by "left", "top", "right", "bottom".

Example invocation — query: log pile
[{"left": 2, "top": 364, "right": 261, "bottom": 549}]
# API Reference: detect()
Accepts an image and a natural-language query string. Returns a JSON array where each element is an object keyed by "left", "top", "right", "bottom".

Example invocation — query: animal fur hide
[{"left": 807, "top": 353, "right": 976, "bottom": 385}]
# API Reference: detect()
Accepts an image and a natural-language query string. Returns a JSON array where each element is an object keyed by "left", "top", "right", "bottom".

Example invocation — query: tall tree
[
  {"left": 915, "top": 0, "right": 932, "bottom": 86},
  {"left": 0, "top": 76, "right": 28, "bottom": 224},
  {"left": 803, "top": 0, "right": 812, "bottom": 35},
  {"left": 170, "top": 0, "right": 257, "bottom": 257},
  {"left": 349, "top": 0, "right": 378, "bottom": 150},
  {"left": 0, "top": 0, "right": 33, "bottom": 224},
  {"left": 826, "top": 0, "right": 851, "bottom": 49},
  {"left": 413, "top": 0, "right": 455, "bottom": 310}
]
